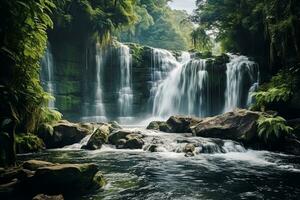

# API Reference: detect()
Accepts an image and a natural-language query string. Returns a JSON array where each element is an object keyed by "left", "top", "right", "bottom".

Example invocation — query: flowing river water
[{"left": 18, "top": 127, "right": 300, "bottom": 200}]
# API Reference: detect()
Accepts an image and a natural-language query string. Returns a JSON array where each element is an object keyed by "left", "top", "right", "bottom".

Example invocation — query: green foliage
[
  {"left": 40, "top": 107, "right": 62, "bottom": 124},
  {"left": 191, "top": 26, "right": 213, "bottom": 51},
  {"left": 252, "top": 68, "right": 298, "bottom": 110},
  {"left": 0, "top": 0, "right": 55, "bottom": 135},
  {"left": 15, "top": 133, "right": 45, "bottom": 153},
  {"left": 119, "top": 0, "right": 194, "bottom": 50},
  {"left": 257, "top": 115, "right": 293, "bottom": 143},
  {"left": 51, "top": 0, "right": 137, "bottom": 45},
  {"left": 192, "top": 0, "right": 300, "bottom": 69}
]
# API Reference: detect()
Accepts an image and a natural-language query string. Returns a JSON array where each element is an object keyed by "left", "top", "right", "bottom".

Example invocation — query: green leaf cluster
[
  {"left": 257, "top": 115, "right": 293, "bottom": 143},
  {"left": 251, "top": 68, "right": 299, "bottom": 111}
]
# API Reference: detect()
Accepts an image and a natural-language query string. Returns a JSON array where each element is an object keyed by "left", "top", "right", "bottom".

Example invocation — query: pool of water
[{"left": 18, "top": 128, "right": 300, "bottom": 200}]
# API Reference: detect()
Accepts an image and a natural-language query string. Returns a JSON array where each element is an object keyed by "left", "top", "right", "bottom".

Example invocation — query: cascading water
[
  {"left": 152, "top": 53, "right": 259, "bottom": 119},
  {"left": 149, "top": 48, "right": 180, "bottom": 106},
  {"left": 224, "top": 54, "right": 259, "bottom": 112},
  {"left": 81, "top": 43, "right": 106, "bottom": 122},
  {"left": 118, "top": 44, "right": 133, "bottom": 122},
  {"left": 41, "top": 44, "right": 55, "bottom": 108}
]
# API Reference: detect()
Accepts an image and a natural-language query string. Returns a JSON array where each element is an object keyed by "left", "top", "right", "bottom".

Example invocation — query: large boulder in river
[
  {"left": 38, "top": 120, "right": 92, "bottom": 148},
  {"left": 30, "top": 163, "right": 105, "bottom": 195},
  {"left": 82, "top": 125, "right": 110, "bottom": 150},
  {"left": 191, "top": 109, "right": 261, "bottom": 143},
  {"left": 108, "top": 130, "right": 144, "bottom": 149},
  {"left": 166, "top": 115, "right": 202, "bottom": 133},
  {"left": 32, "top": 194, "right": 64, "bottom": 200},
  {"left": 147, "top": 116, "right": 202, "bottom": 133}
]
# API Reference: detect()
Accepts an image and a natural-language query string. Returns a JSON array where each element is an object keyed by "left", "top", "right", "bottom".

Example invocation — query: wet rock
[
  {"left": 108, "top": 121, "right": 122, "bottom": 130},
  {"left": 146, "top": 121, "right": 172, "bottom": 132},
  {"left": 82, "top": 125, "right": 110, "bottom": 150},
  {"left": 108, "top": 130, "right": 142, "bottom": 145},
  {"left": 166, "top": 115, "right": 202, "bottom": 133},
  {"left": 184, "top": 144, "right": 196, "bottom": 157},
  {"left": 191, "top": 109, "right": 261, "bottom": 143},
  {"left": 146, "top": 144, "right": 159, "bottom": 152},
  {"left": 31, "top": 163, "right": 104, "bottom": 195},
  {"left": 40, "top": 120, "right": 92, "bottom": 148},
  {"left": 124, "top": 138, "right": 144, "bottom": 149},
  {"left": 93, "top": 171, "right": 106, "bottom": 188},
  {"left": 32, "top": 194, "right": 64, "bottom": 200},
  {"left": 116, "top": 139, "right": 127, "bottom": 149},
  {"left": 23, "top": 160, "right": 55, "bottom": 171}
]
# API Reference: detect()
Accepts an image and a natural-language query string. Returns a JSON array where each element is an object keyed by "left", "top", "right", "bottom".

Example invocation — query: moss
[
  {"left": 15, "top": 133, "right": 45, "bottom": 154},
  {"left": 93, "top": 171, "right": 107, "bottom": 188},
  {"left": 127, "top": 43, "right": 144, "bottom": 65}
]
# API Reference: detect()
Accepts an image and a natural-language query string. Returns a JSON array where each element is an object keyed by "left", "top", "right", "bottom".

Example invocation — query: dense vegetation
[
  {"left": 118, "top": 0, "right": 194, "bottom": 50},
  {"left": 0, "top": 0, "right": 137, "bottom": 167},
  {"left": 192, "top": 0, "right": 300, "bottom": 72}
]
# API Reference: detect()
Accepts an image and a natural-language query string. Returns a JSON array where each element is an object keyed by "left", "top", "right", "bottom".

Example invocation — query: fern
[
  {"left": 257, "top": 115, "right": 293, "bottom": 143},
  {"left": 39, "top": 107, "right": 62, "bottom": 125}
]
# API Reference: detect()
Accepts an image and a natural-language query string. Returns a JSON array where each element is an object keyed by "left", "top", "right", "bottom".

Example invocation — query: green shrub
[
  {"left": 257, "top": 115, "right": 293, "bottom": 143},
  {"left": 15, "top": 133, "right": 45, "bottom": 153},
  {"left": 40, "top": 107, "right": 62, "bottom": 124},
  {"left": 252, "top": 69, "right": 298, "bottom": 111}
]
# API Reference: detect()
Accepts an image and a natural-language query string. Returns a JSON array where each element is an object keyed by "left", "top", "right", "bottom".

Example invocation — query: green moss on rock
[{"left": 15, "top": 134, "right": 45, "bottom": 154}]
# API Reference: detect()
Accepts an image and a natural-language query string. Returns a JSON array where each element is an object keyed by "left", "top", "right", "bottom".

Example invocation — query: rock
[
  {"left": 124, "top": 138, "right": 144, "bottom": 149},
  {"left": 93, "top": 171, "right": 106, "bottom": 188},
  {"left": 146, "top": 144, "right": 159, "bottom": 152},
  {"left": 166, "top": 115, "right": 202, "bottom": 133},
  {"left": 108, "top": 130, "right": 142, "bottom": 145},
  {"left": 41, "top": 120, "right": 92, "bottom": 148},
  {"left": 191, "top": 109, "right": 261, "bottom": 144},
  {"left": 82, "top": 125, "right": 110, "bottom": 150},
  {"left": 31, "top": 163, "right": 104, "bottom": 195},
  {"left": 116, "top": 139, "right": 127, "bottom": 149},
  {"left": 146, "top": 121, "right": 172, "bottom": 132},
  {"left": 15, "top": 134, "right": 45, "bottom": 154},
  {"left": 32, "top": 194, "right": 64, "bottom": 200},
  {"left": 147, "top": 116, "right": 202, "bottom": 133},
  {"left": 281, "top": 137, "right": 300, "bottom": 155},
  {"left": 287, "top": 118, "right": 300, "bottom": 137},
  {"left": 183, "top": 144, "right": 196, "bottom": 157},
  {"left": 108, "top": 121, "right": 122, "bottom": 130},
  {"left": 23, "top": 160, "right": 55, "bottom": 171}
]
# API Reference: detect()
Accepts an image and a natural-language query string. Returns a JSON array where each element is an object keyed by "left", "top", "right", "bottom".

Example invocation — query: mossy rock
[{"left": 15, "top": 134, "right": 45, "bottom": 154}]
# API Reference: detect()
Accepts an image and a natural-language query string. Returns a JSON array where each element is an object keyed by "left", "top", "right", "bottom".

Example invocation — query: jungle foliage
[
  {"left": 118, "top": 0, "right": 194, "bottom": 50},
  {"left": 0, "top": 0, "right": 137, "bottom": 167},
  {"left": 257, "top": 115, "right": 293, "bottom": 144},
  {"left": 191, "top": 0, "right": 300, "bottom": 72}
]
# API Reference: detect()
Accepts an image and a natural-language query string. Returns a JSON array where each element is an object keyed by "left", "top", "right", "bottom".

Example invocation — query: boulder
[
  {"left": 146, "top": 121, "right": 172, "bottom": 132},
  {"left": 116, "top": 139, "right": 127, "bottom": 149},
  {"left": 82, "top": 125, "right": 110, "bottom": 150},
  {"left": 183, "top": 144, "right": 196, "bottom": 157},
  {"left": 147, "top": 116, "right": 202, "bottom": 133},
  {"left": 31, "top": 163, "right": 104, "bottom": 195},
  {"left": 32, "top": 194, "right": 64, "bottom": 200},
  {"left": 124, "top": 138, "right": 144, "bottom": 149},
  {"left": 108, "top": 130, "right": 142, "bottom": 145},
  {"left": 40, "top": 121, "right": 92, "bottom": 148},
  {"left": 191, "top": 109, "right": 261, "bottom": 144},
  {"left": 166, "top": 115, "right": 202, "bottom": 133},
  {"left": 23, "top": 160, "right": 55, "bottom": 171}
]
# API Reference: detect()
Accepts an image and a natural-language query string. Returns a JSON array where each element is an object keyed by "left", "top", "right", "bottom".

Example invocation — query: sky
[{"left": 168, "top": 0, "right": 197, "bottom": 14}]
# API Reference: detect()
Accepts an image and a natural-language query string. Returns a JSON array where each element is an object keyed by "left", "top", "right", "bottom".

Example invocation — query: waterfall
[
  {"left": 118, "top": 44, "right": 133, "bottom": 121},
  {"left": 81, "top": 43, "right": 106, "bottom": 122},
  {"left": 41, "top": 44, "right": 55, "bottom": 108},
  {"left": 224, "top": 54, "right": 259, "bottom": 112},
  {"left": 153, "top": 58, "right": 211, "bottom": 117},
  {"left": 152, "top": 53, "right": 259, "bottom": 119},
  {"left": 149, "top": 48, "right": 180, "bottom": 106}
]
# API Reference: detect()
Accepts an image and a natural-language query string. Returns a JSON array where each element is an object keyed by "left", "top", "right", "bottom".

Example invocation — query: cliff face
[{"left": 42, "top": 36, "right": 256, "bottom": 123}]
